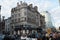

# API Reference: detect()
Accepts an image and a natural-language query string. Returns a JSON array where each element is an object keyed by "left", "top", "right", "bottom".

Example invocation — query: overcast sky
[{"left": 0, "top": 0, "right": 60, "bottom": 28}]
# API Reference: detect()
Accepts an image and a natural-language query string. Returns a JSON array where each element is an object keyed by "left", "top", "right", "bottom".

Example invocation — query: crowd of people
[
  {"left": 37, "top": 32, "right": 60, "bottom": 40},
  {"left": 2, "top": 30, "right": 60, "bottom": 40},
  {"left": 27, "top": 30, "right": 60, "bottom": 40}
]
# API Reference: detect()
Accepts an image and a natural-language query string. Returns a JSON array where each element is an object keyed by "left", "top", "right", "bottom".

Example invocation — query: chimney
[
  {"left": 20, "top": 1, "right": 22, "bottom": 4},
  {"left": 17, "top": 2, "right": 19, "bottom": 6},
  {"left": 29, "top": 4, "right": 33, "bottom": 8},
  {"left": 34, "top": 6, "right": 38, "bottom": 11}
]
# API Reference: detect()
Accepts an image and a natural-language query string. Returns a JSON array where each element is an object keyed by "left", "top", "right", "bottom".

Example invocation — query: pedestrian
[
  {"left": 45, "top": 33, "right": 49, "bottom": 40},
  {"left": 42, "top": 34, "right": 46, "bottom": 40}
]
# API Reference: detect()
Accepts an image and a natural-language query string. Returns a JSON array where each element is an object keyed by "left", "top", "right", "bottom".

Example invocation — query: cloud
[
  {"left": 50, "top": 6, "right": 60, "bottom": 28},
  {"left": 39, "top": 0, "right": 55, "bottom": 12},
  {"left": 55, "top": 22, "right": 60, "bottom": 28},
  {"left": 0, "top": 0, "right": 18, "bottom": 19},
  {"left": 0, "top": 0, "right": 58, "bottom": 18}
]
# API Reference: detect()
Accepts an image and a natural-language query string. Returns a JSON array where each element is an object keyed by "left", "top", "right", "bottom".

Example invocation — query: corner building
[{"left": 11, "top": 1, "right": 45, "bottom": 36}]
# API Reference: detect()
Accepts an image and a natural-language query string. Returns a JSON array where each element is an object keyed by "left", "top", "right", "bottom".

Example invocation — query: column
[
  {"left": 14, "top": 31, "right": 16, "bottom": 35},
  {"left": 18, "top": 30, "right": 20, "bottom": 35}
]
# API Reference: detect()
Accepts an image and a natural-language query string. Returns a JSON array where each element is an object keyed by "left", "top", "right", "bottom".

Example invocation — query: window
[
  {"left": 15, "top": 19, "right": 17, "bottom": 23},
  {"left": 12, "top": 15, "right": 14, "bottom": 18},
  {"left": 18, "top": 13, "right": 20, "bottom": 16},
  {"left": 18, "top": 18, "right": 20, "bottom": 22},
  {"left": 12, "top": 20, "right": 14, "bottom": 23},
  {"left": 20, "top": 17, "right": 26, "bottom": 22},
  {"left": 25, "top": 17, "right": 26, "bottom": 21},
  {"left": 15, "top": 14, "right": 17, "bottom": 17},
  {"left": 24, "top": 12, "right": 27, "bottom": 15},
  {"left": 8, "top": 28, "right": 9, "bottom": 31}
]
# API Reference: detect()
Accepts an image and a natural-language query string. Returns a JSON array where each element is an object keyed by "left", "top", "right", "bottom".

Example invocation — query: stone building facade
[
  {"left": 11, "top": 1, "right": 45, "bottom": 36},
  {"left": 0, "top": 6, "right": 5, "bottom": 34},
  {"left": 5, "top": 17, "right": 11, "bottom": 34},
  {"left": 0, "top": 16, "right": 5, "bottom": 34},
  {"left": 40, "top": 15, "right": 45, "bottom": 29}
]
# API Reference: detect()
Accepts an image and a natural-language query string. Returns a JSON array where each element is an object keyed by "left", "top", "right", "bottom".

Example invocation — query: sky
[{"left": 0, "top": 0, "right": 60, "bottom": 28}]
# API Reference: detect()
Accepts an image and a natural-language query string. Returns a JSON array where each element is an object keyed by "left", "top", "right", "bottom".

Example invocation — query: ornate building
[{"left": 11, "top": 1, "right": 45, "bottom": 36}]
